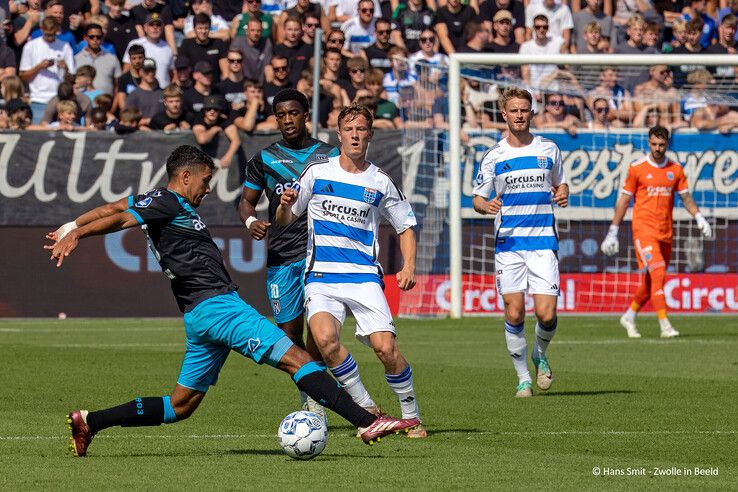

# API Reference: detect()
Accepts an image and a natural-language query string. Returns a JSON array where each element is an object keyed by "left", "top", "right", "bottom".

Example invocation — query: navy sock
[
  {"left": 86, "top": 397, "right": 165, "bottom": 433},
  {"left": 295, "top": 371, "right": 376, "bottom": 428}
]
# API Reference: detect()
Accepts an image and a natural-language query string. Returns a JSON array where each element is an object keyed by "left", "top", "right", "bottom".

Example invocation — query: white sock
[
  {"left": 505, "top": 321, "right": 530, "bottom": 384},
  {"left": 623, "top": 308, "right": 637, "bottom": 322},
  {"left": 659, "top": 317, "right": 673, "bottom": 330},
  {"left": 533, "top": 318, "right": 557, "bottom": 360},
  {"left": 385, "top": 365, "right": 420, "bottom": 419},
  {"left": 329, "top": 354, "right": 376, "bottom": 409}
]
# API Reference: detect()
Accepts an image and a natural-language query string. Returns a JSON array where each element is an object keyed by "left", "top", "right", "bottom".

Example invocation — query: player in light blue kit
[{"left": 472, "top": 87, "right": 569, "bottom": 398}]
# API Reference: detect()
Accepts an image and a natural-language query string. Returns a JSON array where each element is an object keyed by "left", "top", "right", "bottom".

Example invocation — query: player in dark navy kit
[
  {"left": 45, "top": 145, "right": 419, "bottom": 457},
  {"left": 238, "top": 89, "right": 339, "bottom": 416}
]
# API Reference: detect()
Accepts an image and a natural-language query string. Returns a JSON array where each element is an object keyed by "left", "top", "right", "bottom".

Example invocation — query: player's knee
[
  {"left": 311, "top": 330, "right": 341, "bottom": 357},
  {"left": 505, "top": 312, "right": 525, "bottom": 325},
  {"left": 371, "top": 338, "right": 399, "bottom": 364},
  {"left": 536, "top": 310, "right": 557, "bottom": 327}
]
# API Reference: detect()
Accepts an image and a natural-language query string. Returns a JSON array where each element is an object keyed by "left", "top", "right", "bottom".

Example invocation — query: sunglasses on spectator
[
  {"left": 376, "top": 29, "right": 390, "bottom": 35},
  {"left": 246, "top": 0, "right": 260, "bottom": 3},
  {"left": 534, "top": 24, "right": 549, "bottom": 30},
  {"left": 547, "top": 100, "right": 563, "bottom": 106},
  {"left": 360, "top": 8, "right": 374, "bottom": 13},
  {"left": 420, "top": 36, "right": 434, "bottom": 43},
  {"left": 351, "top": 68, "right": 366, "bottom": 73},
  {"left": 595, "top": 106, "right": 609, "bottom": 113},
  {"left": 305, "top": 22, "right": 319, "bottom": 27},
  {"left": 87, "top": 34, "right": 102, "bottom": 39},
  {"left": 658, "top": 69, "right": 671, "bottom": 75},
  {"left": 328, "top": 38, "right": 345, "bottom": 43},
  {"left": 228, "top": 58, "right": 243, "bottom": 63},
  {"left": 273, "top": 66, "right": 288, "bottom": 71}
]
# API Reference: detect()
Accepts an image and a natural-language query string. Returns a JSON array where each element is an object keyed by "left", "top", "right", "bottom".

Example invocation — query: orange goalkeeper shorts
[{"left": 634, "top": 237, "right": 671, "bottom": 272}]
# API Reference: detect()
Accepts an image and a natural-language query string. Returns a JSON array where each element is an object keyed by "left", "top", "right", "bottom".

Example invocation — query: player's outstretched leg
[
  {"left": 67, "top": 388, "right": 202, "bottom": 457},
  {"left": 505, "top": 321, "right": 532, "bottom": 397}
]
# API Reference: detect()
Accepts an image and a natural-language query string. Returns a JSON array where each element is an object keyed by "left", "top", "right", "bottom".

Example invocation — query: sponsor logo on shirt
[
  {"left": 646, "top": 185, "right": 673, "bottom": 197},
  {"left": 363, "top": 187, "right": 377, "bottom": 204}
]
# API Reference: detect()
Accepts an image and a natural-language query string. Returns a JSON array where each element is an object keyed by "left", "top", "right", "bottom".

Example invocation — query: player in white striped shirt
[
  {"left": 276, "top": 104, "right": 426, "bottom": 438},
  {"left": 472, "top": 87, "right": 569, "bottom": 398}
]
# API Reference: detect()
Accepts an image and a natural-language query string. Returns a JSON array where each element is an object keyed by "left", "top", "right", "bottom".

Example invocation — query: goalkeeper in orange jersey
[{"left": 600, "top": 126, "right": 712, "bottom": 338}]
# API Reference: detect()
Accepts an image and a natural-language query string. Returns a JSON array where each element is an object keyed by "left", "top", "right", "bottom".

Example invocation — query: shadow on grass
[{"left": 538, "top": 390, "right": 636, "bottom": 397}]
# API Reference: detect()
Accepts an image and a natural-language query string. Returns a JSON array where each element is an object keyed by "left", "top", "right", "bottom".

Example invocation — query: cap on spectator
[
  {"left": 142, "top": 58, "right": 157, "bottom": 71},
  {"left": 5, "top": 98, "right": 32, "bottom": 116},
  {"left": 202, "top": 95, "right": 226, "bottom": 112},
  {"left": 145, "top": 12, "right": 163, "bottom": 25},
  {"left": 193, "top": 61, "right": 214, "bottom": 74},
  {"left": 493, "top": 10, "right": 513, "bottom": 22},
  {"left": 175, "top": 56, "right": 191, "bottom": 69}
]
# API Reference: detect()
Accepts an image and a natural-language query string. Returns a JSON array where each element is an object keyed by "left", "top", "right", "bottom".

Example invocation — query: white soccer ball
[{"left": 278, "top": 410, "right": 328, "bottom": 460}]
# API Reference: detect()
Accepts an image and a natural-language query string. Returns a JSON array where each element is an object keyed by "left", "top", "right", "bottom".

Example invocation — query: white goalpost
[{"left": 399, "top": 53, "right": 738, "bottom": 319}]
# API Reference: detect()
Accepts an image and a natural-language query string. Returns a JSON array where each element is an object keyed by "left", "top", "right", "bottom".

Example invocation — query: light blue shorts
[
  {"left": 179, "top": 292, "right": 293, "bottom": 392},
  {"left": 267, "top": 258, "right": 307, "bottom": 324}
]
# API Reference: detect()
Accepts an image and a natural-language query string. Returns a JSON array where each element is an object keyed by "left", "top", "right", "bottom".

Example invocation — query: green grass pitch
[{"left": 1, "top": 316, "right": 736, "bottom": 490}]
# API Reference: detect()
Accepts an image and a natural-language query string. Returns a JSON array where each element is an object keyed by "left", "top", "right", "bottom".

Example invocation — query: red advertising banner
[{"left": 389, "top": 273, "right": 738, "bottom": 316}]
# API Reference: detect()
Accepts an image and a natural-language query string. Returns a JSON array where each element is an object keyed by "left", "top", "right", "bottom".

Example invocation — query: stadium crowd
[{"left": 0, "top": 0, "right": 736, "bottom": 138}]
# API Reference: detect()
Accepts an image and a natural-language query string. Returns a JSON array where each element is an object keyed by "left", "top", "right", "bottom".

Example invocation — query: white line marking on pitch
[{"left": 2, "top": 430, "right": 736, "bottom": 441}]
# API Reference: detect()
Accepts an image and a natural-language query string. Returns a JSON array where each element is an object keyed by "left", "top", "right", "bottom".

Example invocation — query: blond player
[{"left": 601, "top": 125, "right": 712, "bottom": 338}]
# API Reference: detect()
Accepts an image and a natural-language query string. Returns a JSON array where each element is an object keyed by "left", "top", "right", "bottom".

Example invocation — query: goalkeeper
[{"left": 600, "top": 126, "right": 712, "bottom": 338}]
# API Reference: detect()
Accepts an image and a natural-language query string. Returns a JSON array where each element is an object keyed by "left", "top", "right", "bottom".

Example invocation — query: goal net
[{"left": 398, "top": 53, "right": 738, "bottom": 318}]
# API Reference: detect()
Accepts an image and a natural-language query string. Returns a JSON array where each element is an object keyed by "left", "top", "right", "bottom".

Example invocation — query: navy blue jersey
[
  {"left": 244, "top": 138, "right": 339, "bottom": 267},
  {"left": 126, "top": 188, "right": 237, "bottom": 312}
]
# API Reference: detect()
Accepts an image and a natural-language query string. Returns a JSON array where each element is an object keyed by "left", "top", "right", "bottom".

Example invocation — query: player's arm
[
  {"left": 600, "top": 192, "right": 631, "bottom": 256},
  {"left": 45, "top": 197, "right": 130, "bottom": 243},
  {"left": 396, "top": 226, "right": 416, "bottom": 291},
  {"left": 472, "top": 153, "right": 501, "bottom": 215},
  {"left": 238, "top": 187, "right": 271, "bottom": 240},
  {"left": 44, "top": 209, "right": 139, "bottom": 267},
  {"left": 680, "top": 190, "right": 712, "bottom": 238}
]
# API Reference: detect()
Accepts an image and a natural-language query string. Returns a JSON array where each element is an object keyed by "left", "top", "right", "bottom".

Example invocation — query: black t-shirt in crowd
[
  {"left": 178, "top": 38, "right": 228, "bottom": 80},
  {"left": 183, "top": 87, "right": 221, "bottom": 114},
  {"left": 130, "top": 3, "right": 174, "bottom": 26},
  {"left": 365, "top": 43, "right": 393, "bottom": 73},
  {"left": 117, "top": 71, "right": 141, "bottom": 95},
  {"left": 216, "top": 78, "right": 246, "bottom": 108},
  {"left": 263, "top": 80, "right": 293, "bottom": 107},
  {"left": 273, "top": 41, "right": 313, "bottom": 86},
  {"left": 148, "top": 110, "right": 192, "bottom": 130},
  {"left": 106, "top": 14, "right": 139, "bottom": 60},
  {"left": 125, "top": 188, "right": 238, "bottom": 312},
  {"left": 435, "top": 5, "right": 476, "bottom": 53}
]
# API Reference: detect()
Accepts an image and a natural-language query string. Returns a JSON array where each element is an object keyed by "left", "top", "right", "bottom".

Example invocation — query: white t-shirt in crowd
[
  {"left": 122, "top": 37, "right": 174, "bottom": 88},
  {"left": 19, "top": 37, "right": 76, "bottom": 103}
]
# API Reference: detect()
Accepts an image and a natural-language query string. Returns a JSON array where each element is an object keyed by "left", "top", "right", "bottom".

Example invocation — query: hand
[
  {"left": 69, "top": 13, "right": 82, "bottom": 30},
  {"left": 396, "top": 268, "right": 416, "bottom": 291},
  {"left": 40, "top": 58, "right": 54, "bottom": 69},
  {"left": 217, "top": 154, "right": 232, "bottom": 168},
  {"left": 44, "top": 231, "right": 79, "bottom": 267},
  {"left": 45, "top": 221, "right": 78, "bottom": 243},
  {"left": 600, "top": 225, "right": 619, "bottom": 256},
  {"left": 280, "top": 188, "right": 298, "bottom": 207},
  {"left": 552, "top": 185, "right": 569, "bottom": 208},
  {"left": 695, "top": 214, "right": 712, "bottom": 238},
  {"left": 485, "top": 194, "right": 503, "bottom": 215},
  {"left": 247, "top": 219, "right": 271, "bottom": 240},
  {"left": 57, "top": 59, "right": 68, "bottom": 72}
]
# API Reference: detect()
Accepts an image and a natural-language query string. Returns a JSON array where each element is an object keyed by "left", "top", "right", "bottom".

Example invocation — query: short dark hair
[
  {"left": 85, "top": 23, "right": 103, "bottom": 35},
  {"left": 648, "top": 125, "right": 670, "bottom": 141},
  {"left": 128, "top": 44, "right": 145, "bottom": 57},
  {"left": 166, "top": 145, "right": 215, "bottom": 179},
  {"left": 272, "top": 88, "right": 310, "bottom": 113},
  {"left": 193, "top": 13, "right": 211, "bottom": 27}
]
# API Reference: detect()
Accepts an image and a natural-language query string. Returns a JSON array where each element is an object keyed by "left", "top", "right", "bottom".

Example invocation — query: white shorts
[
  {"left": 304, "top": 281, "right": 396, "bottom": 346},
  {"left": 494, "top": 250, "right": 560, "bottom": 296}
]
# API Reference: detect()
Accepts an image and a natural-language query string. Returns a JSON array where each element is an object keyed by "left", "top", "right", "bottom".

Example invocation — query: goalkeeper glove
[
  {"left": 600, "top": 224, "right": 619, "bottom": 256},
  {"left": 695, "top": 213, "right": 712, "bottom": 238}
]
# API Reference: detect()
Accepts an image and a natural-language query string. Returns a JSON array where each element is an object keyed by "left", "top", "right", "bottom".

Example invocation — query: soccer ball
[{"left": 278, "top": 410, "right": 328, "bottom": 460}]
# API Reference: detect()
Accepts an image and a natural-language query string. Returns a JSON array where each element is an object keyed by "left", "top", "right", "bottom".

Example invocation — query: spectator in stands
[
  {"left": 231, "top": 0, "right": 273, "bottom": 40},
  {"left": 408, "top": 28, "right": 448, "bottom": 73},
  {"left": 366, "top": 67, "right": 402, "bottom": 128},
  {"left": 331, "top": 0, "right": 381, "bottom": 27},
  {"left": 295, "top": 68, "right": 336, "bottom": 128},
  {"left": 489, "top": 9, "right": 521, "bottom": 54},
  {"left": 341, "top": 0, "right": 377, "bottom": 55},
  {"left": 539, "top": 68, "right": 587, "bottom": 120},
  {"left": 19, "top": 17, "right": 75, "bottom": 124},
  {"left": 383, "top": 45, "right": 417, "bottom": 106},
  {"left": 663, "top": 17, "right": 687, "bottom": 53},
  {"left": 457, "top": 19, "right": 491, "bottom": 53},
  {"left": 88, "top": 107, "right": 109, "bottom": 131},
  {"left": 184, "top": 0, "right": 229, "bottom": 41},
  {"left": 275, "top": 16, "right": 313, "bottom": 86},
  {"left": 12, "top": 0, "right": 43, "bottom": 49},
  {"left": 183, "top": 61, "right": 218, "bottom": 114},
  {"left": 233, "top": 79, "right": 277, "bottom": 132},
  {"left": 104, "top": 0, "right": 137, "bottom": 61},
  {"left": 74, "top": 65, "right": 104, "bottom": 102},
  {"left": 114, "top": 106, "right": 143, "bottom": 134},
  {"left": 192, "top": 95, "right": 241, "bottom": 168},
  {"left": 124, "top": 57, "right": 164, "bottom": 125},
  {"left": 525, "top": 0, "right": 573, "bottom": 52},
  {"left": 340, "top": 56, "right": 370, "bottom": 102},
  {"left": 670, "top": 17, "right": 707, "bottom": 86},
  {"left": 76, "top": 16, "right": 117, "bottom": 56},
  {"left": 361, "top": 17, "right": 394, "bottom": 73},
  {"left": 30, "top": 0, "right": 79, "bottom": 53},
  {"left": 481, "top": 0, "right": 526, "bottom": 46},
  {"left": 149, "top": 84, "right": 191, "bottom": 131},
  {"left": 612, "top": 0, "right": 659, "bottom": 48},
  {"left": 318, "top": 49, "right": 351, "bottom": 107},
  {"left": 706, "top": 14, "right": 737, "bottom": 82},
  {"left": 682, "top": 0, "right": 717, "bottom": 49},
  {"left": 41, "top": 79, "right": 92, "bottom": 126},
  {"left": 519, "top": 14, "right": 565, "bottom": 92},
  {"left": 633, "top": 65, "right": 686, "bottom": 131},
  {"left": 0, "top": 39, "right": 17, "bottom": 81},
  {"left": 573, "top": 0, "right": 613, "bottom": 52},
  {"left": 173, "top": 56, "right": 193, "bottom": 90},
  {"left": 123, "top": 13, "right": 175, "bottom": 88},
  {"left": 179, "top": 14, "right": 228, "bottom": 81},
  {"left": 93, "top": 93, "right": 117, "bottom": 128},
  {"left": 131, "top": 0, "right": 177, "bottom": 55},
  {"left": 325, "top": 29, "right": 350, "bottom": 78},
  {"left": 615, "top": 14, "right": 659, "bottom": 54},
  {"left": 231, "top": 18, "right": 273, "bottom": 85},
  {"left": 532, "top": 92, "right": 582, "bottom": 135},
  {"left": 479, "top": 100, "right": 508, "bottom": 131},
  {"left": 264, "top": 55, "right": 292, "bottom": 107},
  {"left": 436, "top": 0, "right": 476, "bottom": 54},
  {"left": 589, "top": 67, "right": 633, "bottom": 124},
  {"left": 575, "top": 21, "right": 609, "bottom": 54},
  {"left": 390, "top": 0, "right": 435, "bottom": 53},
  {"left": 74, "top": 22, "right": 121, "bottom": 96},
  {"left": 217, "top": 48, "right": 247, "bottom": 110},
  {"left": 115, "top": 43, "right": 144, "bottom": 113},
  {"left": 588, "top": 96, "right": 624, "bottom": 129},
  {"left": 277, "top": 0, "right": 328, "bottom": 43},
  {"left": 642, "top": 20, "right": 661, "bottom": 50},
  {"left": 301, "top": 12, "right": 321, "bottom": 47},
  {"left": 6, "top": 98, "right": 34, "bottom": 130},
  {"left": 1, "top": 75, "right": 24, "bottom": 102},
  {"left": 47, "top": 99, "right": 80, "bottom": 129},
  {"left": 685, "top": 68, "right": 738, "bottom": 132}
]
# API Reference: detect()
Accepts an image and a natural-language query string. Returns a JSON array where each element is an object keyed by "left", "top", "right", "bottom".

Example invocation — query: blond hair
[
  {"left": 499, "top": 87, "right": 532, "bottom": 110},
  {"left": 56, "top": 99, "right": 77, "bottom": 115}
]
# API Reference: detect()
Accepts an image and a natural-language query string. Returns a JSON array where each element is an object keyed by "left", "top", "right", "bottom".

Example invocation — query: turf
[{"left": 0, "top": 316, "right": 736, "bottom": 490}]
